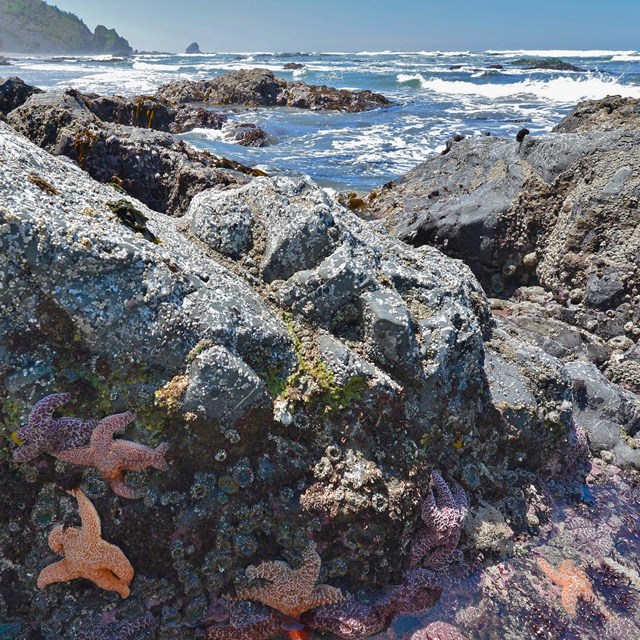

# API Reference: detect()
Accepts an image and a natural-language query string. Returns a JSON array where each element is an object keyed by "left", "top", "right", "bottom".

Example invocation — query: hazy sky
[{"left": 50, "top": 0, "right": 640, "bottom": 53}]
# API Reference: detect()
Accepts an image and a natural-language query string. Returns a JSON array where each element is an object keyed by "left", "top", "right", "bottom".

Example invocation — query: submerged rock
[{"left": 155, "top": 68, "right": 392, "bottom": 112}]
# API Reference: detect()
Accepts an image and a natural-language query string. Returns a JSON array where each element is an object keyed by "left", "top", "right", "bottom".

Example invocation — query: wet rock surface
[
  {"left": 366, "top": 117, "right": 640, "bottom": 355},
  {"left": 1, "top": 89, "right": 640, "bottom": 640},
  {"left": 155, "top": 68, "right": 392, "bottom": 112},
  {"left": 0, "top": 118, "right": 619, "bottom": 639},
  {"left": 553, "top": 96, "right": 640, "bottom": 133},
  {"left": 0, "top": 76, "right": 43, "bottom": 116},
  {"left": 6, "top": 89, "right": 263, "bottom": 215}
]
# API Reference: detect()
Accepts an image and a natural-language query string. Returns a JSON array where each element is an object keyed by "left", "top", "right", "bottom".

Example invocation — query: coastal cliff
[{"left": 0, "top": 0, "right": 132, "bottom": 54}]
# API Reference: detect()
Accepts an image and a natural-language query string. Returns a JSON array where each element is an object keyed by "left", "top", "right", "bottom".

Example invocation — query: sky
[{"left": 49, "top": 0, "right": 640, "bottom": 53}]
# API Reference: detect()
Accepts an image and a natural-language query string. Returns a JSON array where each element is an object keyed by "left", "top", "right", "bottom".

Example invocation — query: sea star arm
[
  {"left": 18, "top": 392, "right": 71, "bottom": 440},
  {"left": 110, "top": 473, "right": 140, "bottom": 499},
  {"left": 295, "top": 542, "right": 322, "bottom": 590},
  {"left": 85, "top": 567, "right": 131, "bottom": 598},
  {"left": 13, "top": 441, "right": 43, "bottom": 463},
  {"left": 431, "top": 470, "right": 456, "bottom": 510},
  {"left": 69, "top": 488, "right": 101, "bottom": 540},
  {"left": 54, "top": 446, "right": 95, "bottom": 466},
  {"left": 311, "top": 584, "right": 347, "bottom": 608},
  {"left": 91, "top": 412, "right": 136, "bottom": 447},
  {"left": 246, "top": 559, "right": 292, "bottom": 584},
  {"left": 537, "top": 558, "right": 563, "bottom": 585},
  {"left": 37, "top": 558, "right": 77, "bottom": 589}
]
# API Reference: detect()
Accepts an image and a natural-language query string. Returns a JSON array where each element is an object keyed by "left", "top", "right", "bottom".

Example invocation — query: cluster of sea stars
[
  {"left": 14, "top": 394, "right": 170, "bottom": 605},
  {"left": 410, "top": 471, "right": 469, "bottom": 569},
  {"left": 14, "top": 394, "right": 169, "bottom": 498}
]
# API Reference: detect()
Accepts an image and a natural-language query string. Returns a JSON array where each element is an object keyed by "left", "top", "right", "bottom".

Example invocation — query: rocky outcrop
[
  {"left": 7, "top": 89, "right": 264, "bottom": 214},
  {"left": 0, "top": 56, "right": 11, "bottom": 65},
  {"left": 510, "top": 57, "right": 584, "bottom": 72},
  {"left": 222, "top": 122, "right": 273, "bottom": 147},
  {"left": 367, "top": 129, "right": 640, "bottom": 345},
  {"left": 1, "top": 115, "right": 607, "bottom": 637},
  {"left": 155, "top": 68, "right": 392, "bottom": 112},
  {"left": 186, "top": 42, "right": 201, "bottom": 54},
  {"left": 0, "top": 0, "right": 132, "bottom": 54},
  {"left": 553, "top": 96, "right": 640, "bottom": 133},
  {"left": 0, "top": 76, "right": 43, "bottom": 115}
]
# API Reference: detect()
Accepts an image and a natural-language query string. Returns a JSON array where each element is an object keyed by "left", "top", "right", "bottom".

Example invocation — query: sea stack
[{"left": 186, "top": 42, "right": 201, "bottom": 54}]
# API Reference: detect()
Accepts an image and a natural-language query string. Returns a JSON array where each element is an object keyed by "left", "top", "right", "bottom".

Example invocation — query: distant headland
[{"left": 0, "top": 0, "right": 133, "bottom": 55}]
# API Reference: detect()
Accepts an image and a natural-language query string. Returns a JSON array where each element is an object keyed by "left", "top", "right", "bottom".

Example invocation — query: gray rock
[
  {"left": 183, "top": 345, "right": 270, "bottom": 424},
  {"left": 566, "top": 360, "right": 640, "bottom": 468},
  {"left": 553, "top": 96, "right": 640, "bottom": 133},
  {"left": 361, "top": 288, "right": 417, "bottom": 372},
  {"left": 0, "top": 76, "right": 43, "bottom": 115},
  {"left": 7, "top": 89, "right": 260, "bottom": 215},
  {"left": 156, "top": 68, "right": 392, "bottom": 113},
  {"left": 367, "top": 129, "right": 640, "bottom": 342}
]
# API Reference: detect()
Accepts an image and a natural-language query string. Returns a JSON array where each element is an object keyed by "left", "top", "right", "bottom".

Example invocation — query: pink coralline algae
[
  {"left": 410, "top": 470, "right": 468, "bottom": 569},
  {"left": 410, "top": 620, "right": 469, "bottom": 640},
  {"left": 13, "top": 392, "right": 98, "bottom": 462},
  {"left": 55, "top": 411, "right": 169, "bottom": 499},
  {"left": 77, "top": 612, "right": 156, "bottom": 640}
]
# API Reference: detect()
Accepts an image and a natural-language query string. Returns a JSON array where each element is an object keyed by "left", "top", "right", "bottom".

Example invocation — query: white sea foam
[
  {"left": 397, "top": 73, "right": 640, "bottom": 102},
  {"left": 486, "top": 49, "right": 638, "bottom": 58},
  {"left": 132, "top": 61, "right": 182, "bottom": 71}
]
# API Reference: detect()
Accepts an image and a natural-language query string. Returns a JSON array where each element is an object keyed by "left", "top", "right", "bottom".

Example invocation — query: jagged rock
[
  {"left": 7, "top": 89, "right": 260, "bottom": 215},
  {"left": 565, "top": 361, "right": 640, "bottom": 469},
  {"left": 0, "top": 76, "right": 43, "bottom": 116},
  {"left": 0, "top": 56, "right": 11, "bottom": 66},
  {"left": 3, "top": 120, "right": 632, "bottom": 638},
  {"left": 156, "top": 68, "right": 392, "bottom": 113},
  {"left": 510, "top": 58, "right": 584, "bottom": 72},
  {"left": 183, "top": 345, "right": 271, "bottom": 423},
  {"left": 186, "top": 42, "right": 201, "bottom": 54},
  {"left": 284, "top": 62, "right": 305, "bottom": 70},
  {"left": 223, "top": 122, "right": 273, "bottom": 147},
  {"left": 76, "top": 91, "right": 227, "bottom": 133},
  {"left": 367, "top": 130, "right": 640, "bottom": 342},
  {"left": 554, "top": 96, "right": 640, "bottom": 133}
]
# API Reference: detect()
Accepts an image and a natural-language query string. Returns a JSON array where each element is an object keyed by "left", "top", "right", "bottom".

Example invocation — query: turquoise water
[{"left": 6, "top": 49, "right": 640, "bottom": 191}]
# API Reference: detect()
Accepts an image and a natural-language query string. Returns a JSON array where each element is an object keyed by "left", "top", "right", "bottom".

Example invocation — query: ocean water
[{"left": 5, "top": 49, "right": 640, "bottom": 191}]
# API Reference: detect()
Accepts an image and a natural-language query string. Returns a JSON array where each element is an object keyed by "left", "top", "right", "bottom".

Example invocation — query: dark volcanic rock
[
  {"left": 553, "top": 96, "right": 640, "bottom": 133},
  {"left": 155, "top": 68, "right": 392, "bottom": 112},
  {"left": 186, "top": 42, "right": 201, "bottom": 54},
  {"left": 223, "top": 122, "right": 273, "bottom": 147},
  {"left": 511, "top": 57, "right": 584, "bottom": 72},
  {"left": 0, "top": 77, "right": 43, "bottom": 116},
  {"left": 7, "top": 89, "right": 261, "bottom": 215},
  {"left": 367, "top": 130, "right": 640, "bottom": 342},
  {"left": 284, "top": 62, "right": 305, "bottom": 70}
]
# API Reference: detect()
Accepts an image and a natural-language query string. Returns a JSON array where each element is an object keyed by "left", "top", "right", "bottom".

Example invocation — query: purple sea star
[
  {"left": 410, "top": 471, "right": 468, "bottom": 569},
  {"left": 55, "top": 411, "right": 169, "bottom": 499},
  {"left": 13, "top": 393, "right": 98, "bottom": 462},
  {"left": 204, "top": 600, "right": 281, "bottom": 640},
  {"left": 77, "top": 612, "right": 156, "bottom": 640}
]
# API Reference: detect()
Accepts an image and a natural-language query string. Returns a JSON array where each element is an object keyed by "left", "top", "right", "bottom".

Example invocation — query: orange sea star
[
  {"left": 37, "top": 488, "right": 134, "bottom": 598},
  {"left": 55, "top": 411, "right": 169, "bottom": 499},
  {"left": 537, "top": 557, "right": 595, "bottom": 616},
  {"left": 235, "top": 541, "right": 346, "bottom": 619}
]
